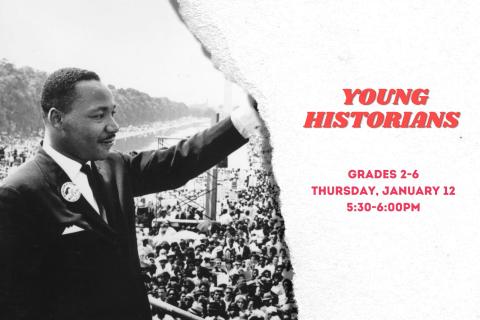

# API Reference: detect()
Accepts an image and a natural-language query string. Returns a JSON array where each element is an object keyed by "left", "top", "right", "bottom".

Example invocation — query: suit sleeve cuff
[{"left": 230, "top": 102, "right": 262, "bottom": 139}]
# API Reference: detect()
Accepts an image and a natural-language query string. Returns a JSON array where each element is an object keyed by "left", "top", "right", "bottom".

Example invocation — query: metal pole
[
  {"left": 210, "top": 166, "right": 218, "bottom": 220},
  {"left": 205, "top": 113, "right": 219, "bottom": 221}
]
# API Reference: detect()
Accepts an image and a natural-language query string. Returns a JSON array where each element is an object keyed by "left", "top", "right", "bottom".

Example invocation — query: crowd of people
[
  {"left": 136, "top": 168, "right": 297, "bottom": 320},
  {"left": 0, "top": 135, "right": 40, "bottom": 181}
]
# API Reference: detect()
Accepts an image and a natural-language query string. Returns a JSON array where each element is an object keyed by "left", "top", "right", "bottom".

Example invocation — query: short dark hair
[{"left": 40, "top": 68, "right": 100, "bottom": 115}]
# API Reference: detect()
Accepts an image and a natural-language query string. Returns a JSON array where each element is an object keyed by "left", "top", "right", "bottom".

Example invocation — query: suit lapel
[
  {"left": 68, "top": 190, "right": 117, "bottom": 236},
  {"left": 35, "top": 148, "right": 117, "bottom": 241}
]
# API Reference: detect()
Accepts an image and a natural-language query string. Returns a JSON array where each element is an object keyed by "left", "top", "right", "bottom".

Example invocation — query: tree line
[{"left": 0, "top": 60, "right": 215, "bottom": 136}]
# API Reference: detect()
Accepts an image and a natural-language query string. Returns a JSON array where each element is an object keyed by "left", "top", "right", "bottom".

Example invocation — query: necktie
[{"left": 80, "top": 163, "right": 108, "bottom": 223}]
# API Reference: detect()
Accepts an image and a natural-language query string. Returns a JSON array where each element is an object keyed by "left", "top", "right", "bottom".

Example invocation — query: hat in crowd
[
  {"left": 265, "top": 306, "right": 278, "bottom": 314},
  {"left": 234, "top": 295, "right": 247, "bottom": 303},
  {"left": 262, "top": 292, "right": 273, "bottom": 301},
  {"left": 188, "top": 302, "right": 203, "bottom": 316}
]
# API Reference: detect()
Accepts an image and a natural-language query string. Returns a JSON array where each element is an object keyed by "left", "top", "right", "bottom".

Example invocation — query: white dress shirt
[
  {"left": 230, "top": 101, "right": 262, "bottom": 139},
  {"left": 43, "top": 138, "right": 101, "bottom": 214}
]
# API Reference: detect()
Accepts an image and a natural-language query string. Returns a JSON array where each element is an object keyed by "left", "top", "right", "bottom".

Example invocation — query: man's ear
[{"left": 47, "top": 108, "right": 64, "bottom": 129}]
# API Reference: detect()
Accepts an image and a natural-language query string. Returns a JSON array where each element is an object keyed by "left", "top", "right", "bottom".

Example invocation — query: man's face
[
  {"left": 236, "top": 299, "right": 245, "bottom": 309},
  {"left": 57, "top": 80, "right": 119, "bottom": 162},
  {"left": 272, "top": 256, "right": 279, "bottom": 265},
  {"left": 158, "top": 288, "right": 167, "bottom": 301},
  {"left": 275, "top": 265, "right": 283, "bottom": 274},
  {"left": 199, "top": 284, "right": 208, "bottom": 295},
  {"left": 238, "top": 275, "right": 246, "bottom": 285},
  {"left": 167, "top": 289, "right": 176, "bottom": 300}
]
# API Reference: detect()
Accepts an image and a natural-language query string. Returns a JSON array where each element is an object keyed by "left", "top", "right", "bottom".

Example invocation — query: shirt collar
[{"left": 43, "top": 136, "right": 86, "bottom": 180}]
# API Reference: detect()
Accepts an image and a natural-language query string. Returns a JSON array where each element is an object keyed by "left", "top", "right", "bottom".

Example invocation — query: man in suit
[
  {"left": 237, "top": 237, "right": 251, "bottom": 260},
  {"left": 0, "top": 68, "right": 259, "bottom": 320}
]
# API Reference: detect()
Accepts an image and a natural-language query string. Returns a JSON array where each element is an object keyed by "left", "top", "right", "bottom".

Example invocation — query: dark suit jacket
[
  {"left": 0, "top": 118, "right": 247, "bottom": 320},
  {"left": 238, "top": 245, "right": 251, "bottom": 260}
]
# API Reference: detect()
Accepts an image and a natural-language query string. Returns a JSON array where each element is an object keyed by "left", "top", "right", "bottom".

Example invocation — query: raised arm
[{"left": 125, "top": 117, "right": 248, "bottom": 197}]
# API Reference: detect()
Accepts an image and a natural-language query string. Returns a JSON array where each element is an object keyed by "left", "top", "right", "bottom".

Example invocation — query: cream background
[{"left": 176, "top": 1, "right": 480, "bottom": 319}]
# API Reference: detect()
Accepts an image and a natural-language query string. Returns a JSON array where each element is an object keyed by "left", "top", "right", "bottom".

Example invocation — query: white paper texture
[{"left": 175, "top": 1, "right": 480, "bottom": 319}]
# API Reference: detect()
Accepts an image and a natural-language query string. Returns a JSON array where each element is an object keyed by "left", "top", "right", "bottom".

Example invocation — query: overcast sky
[{"left": 0, "top": 0, "right": 243, "bottom": 108}]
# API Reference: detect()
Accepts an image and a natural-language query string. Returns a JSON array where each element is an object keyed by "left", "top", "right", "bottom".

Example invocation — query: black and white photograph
[{"left": 0, "top": 1, "right": 298, "bottom": 320}]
